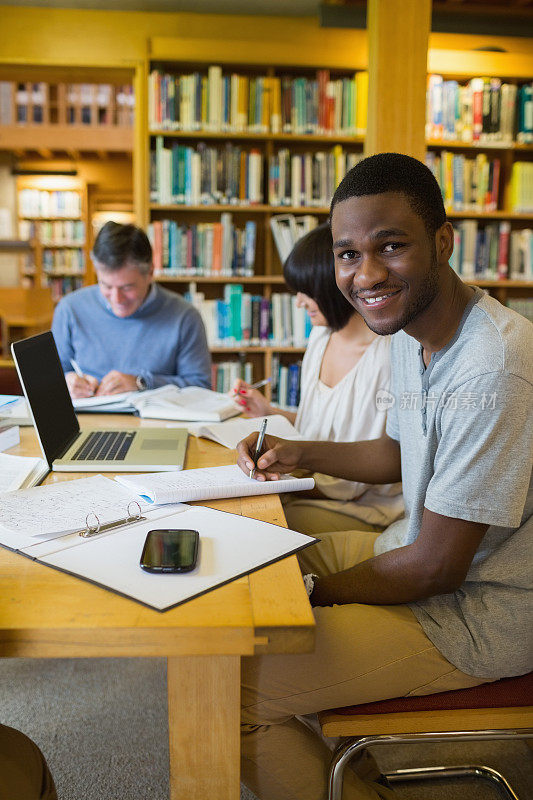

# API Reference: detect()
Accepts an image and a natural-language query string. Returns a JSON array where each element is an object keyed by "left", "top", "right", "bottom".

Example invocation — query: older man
[{"left": 52, "top": 221, "right": 211, "bottom": 398}]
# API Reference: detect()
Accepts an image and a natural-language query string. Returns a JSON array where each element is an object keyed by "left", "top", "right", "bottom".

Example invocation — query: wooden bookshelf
[
  {"left": 145, "top": 46, "right": 533, "bottom": 397},
  {"left": 16, "top": 175, "right": 92, "bottom": 303},
  {"left": 146, "top": 57, "right": 368, "bottom": 401},
  {"left": 425, "top": 68, "right": 533, "bottom": 300}
]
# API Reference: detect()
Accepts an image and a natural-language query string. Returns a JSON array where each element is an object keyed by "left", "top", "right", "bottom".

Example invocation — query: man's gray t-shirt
[{"left": 376, "top": 288, "right": 533, "bottom": 679}]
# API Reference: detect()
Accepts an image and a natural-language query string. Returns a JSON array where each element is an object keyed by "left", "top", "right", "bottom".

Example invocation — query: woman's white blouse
[{"left": 294, "top": 325, "right": 404, "bottom": 527}]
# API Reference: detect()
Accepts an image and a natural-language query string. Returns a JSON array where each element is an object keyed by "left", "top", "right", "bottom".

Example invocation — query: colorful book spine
[{"left": 149, "top": 67, "right": 367, "bottom": 136}]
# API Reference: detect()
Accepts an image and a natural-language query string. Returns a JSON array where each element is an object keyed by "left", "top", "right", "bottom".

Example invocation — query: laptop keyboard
[{"left": 71, "top": 430, "right": 136, "bottom": 462}]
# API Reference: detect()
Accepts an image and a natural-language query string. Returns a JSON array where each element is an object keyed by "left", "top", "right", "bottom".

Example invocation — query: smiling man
[
  {"left": 236, "top": 153, "right": 533, "bottom": 800},
  {"left": 51, "top": 221, "right": 211, "bottom": 398}
]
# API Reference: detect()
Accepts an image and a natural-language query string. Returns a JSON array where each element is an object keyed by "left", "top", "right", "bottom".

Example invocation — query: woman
[{"left": 233, "top": 222, "right": 403, "bottom": 535}]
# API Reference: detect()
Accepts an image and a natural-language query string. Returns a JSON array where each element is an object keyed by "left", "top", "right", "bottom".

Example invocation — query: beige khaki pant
[
  {"left": 241, "top": 530, "right": 487, "bottom": 800},
  {"left": 282, "top": 495, "right": 383, "bottom": 536}
]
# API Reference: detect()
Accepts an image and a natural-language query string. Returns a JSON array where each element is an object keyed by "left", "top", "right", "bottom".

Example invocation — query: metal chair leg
[
  {"left": 327, "top": 729, "right": 533, "bottom": 800},
  {"left": 385, "top": 764, "right": 521, "bottom": 800}
]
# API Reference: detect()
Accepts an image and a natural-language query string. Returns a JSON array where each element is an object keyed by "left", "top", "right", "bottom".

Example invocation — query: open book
[
  {"left": 116, "top": 464, "right": 314, "bottom": 505},
  {"left": 187, "top": 414, "right": 303, "bottom": 450},
  {"left": 0, "top": 452, "right": 49, "bottom": 492},
  {"left": 131, "top": 385, "right": 241, "bottom": 422}
]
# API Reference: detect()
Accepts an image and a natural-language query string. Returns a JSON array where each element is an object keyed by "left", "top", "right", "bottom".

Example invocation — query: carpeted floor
[{"left": 0, "top": 658, "right": 531, "bottom": 800}]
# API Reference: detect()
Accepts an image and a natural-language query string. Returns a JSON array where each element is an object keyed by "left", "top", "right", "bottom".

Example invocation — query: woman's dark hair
[
  {"left": 91, "top": 221, "right": 152, "bottom": 274},
  {"left": 283, "top": 222, "right": 354, "bottom": 331}
]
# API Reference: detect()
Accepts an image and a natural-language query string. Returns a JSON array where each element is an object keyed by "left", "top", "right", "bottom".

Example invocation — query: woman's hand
[
  {"left": 231, "top": 379, "right": 272, "bottom": 417},
  {"left": 236, "top": 433, "right": 305, "bottom": 481}
]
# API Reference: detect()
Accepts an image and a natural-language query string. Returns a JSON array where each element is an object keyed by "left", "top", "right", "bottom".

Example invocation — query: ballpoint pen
[
  {"left": 233, "top": 377, "right": 272, "bottom": 397},
  {"left": 70, "top": 359, "right": 85, "bottom": 378},
  {"left": 249, "top": 417, "right": 268, "bottom": 479}
]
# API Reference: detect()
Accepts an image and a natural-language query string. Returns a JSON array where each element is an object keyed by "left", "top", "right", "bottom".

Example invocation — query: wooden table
[{"left": 0, "top": 415, "right": 315, "bottom": 799}]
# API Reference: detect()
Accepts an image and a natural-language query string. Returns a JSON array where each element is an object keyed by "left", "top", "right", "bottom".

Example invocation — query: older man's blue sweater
[{"left": 51, "top": 283, "right": 211, "bottom": 389}]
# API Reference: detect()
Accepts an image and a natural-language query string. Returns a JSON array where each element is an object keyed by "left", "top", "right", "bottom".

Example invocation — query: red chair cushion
[{"left": 330, "top": 672, "right": 533, "bottom": 716}]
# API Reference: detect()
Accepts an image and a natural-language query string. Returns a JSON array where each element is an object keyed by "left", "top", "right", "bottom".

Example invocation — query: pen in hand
[
  {"left": 70, "top": 359, "right": 97, "bottom": 397},
  {"left": 70, "top": 359, "right": 85, "bottom": 378},
  {"left": 233, "top": 377, "right": 271, "bottom": 397},
  {"left": 250, "top": 417, "right": 268, "bottom": 479}
]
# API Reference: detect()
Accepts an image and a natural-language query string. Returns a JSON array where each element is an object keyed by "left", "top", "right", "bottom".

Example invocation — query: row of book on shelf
[
  {"left": 42, "top": 248, "right": 85, "bottom": 274},
  {"left": 149, "top": 212, "right": 320, "bottom": 276},
  {"left": 426, "top": 151, "right": 500, "bottom": 212},
  {"left": 148, "top": 215, "right": 256, "bottom": 276},
  {"left": 185, "top": 283, "right": 312, "bottom": 347},
  {"left": 450, "top": 222, "right": 533, "bottom": 281},
  {"left": 19, "top": 219, "right": 85, "bottom": 246},
  {"left": 18, "top": 190, "right": 82, "bottom": 219},
  {"left": 426, "top": 155, "right": 533, "bottom": 214},
  {"left": 149, "top": 67, "right": 368, "bottom": 136},
  {"left": 210, "top": 356, "right": 301, "bottom": 410},
  {"left": 42, "top": 275, "right": 83, "bottom": 302},
  {"left": 0, "top": 81, "right": 134, "bottom": 126},
  {"left": 151, "top": 137, "right": 363, "bottom": 207},
  {"left": 426, "top": 75, "right": 533, "bottom": 144}
]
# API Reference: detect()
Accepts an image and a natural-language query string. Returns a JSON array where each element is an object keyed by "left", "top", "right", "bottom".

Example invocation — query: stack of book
[
  {"left": 148, "top": 215, "right": 256, "bottom": 276},
  {"left": 426, "top": 75, "right": 532, "bottom": 143},
  {"left": 185, "top": 283, "right": 312, "bottom": 347},
  {"left": 151, "top": 137, "right": 263, "bottom": 206},
  {"left": 149, "top": 66, "right": 368, "bottom": 136},
  {"left": 268, "top": 147, "right": 363, "bottom": 207},
  {"left": 450, "top": 221, "right": 533, "bottom": 281},
  {"left": 426, "top": 151, "right": 500, "bottom": 212}
]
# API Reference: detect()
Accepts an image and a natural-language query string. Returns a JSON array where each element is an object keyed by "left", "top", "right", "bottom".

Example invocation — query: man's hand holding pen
[{"left": 236, "top": 430, "right": 305, "bottom": 481}]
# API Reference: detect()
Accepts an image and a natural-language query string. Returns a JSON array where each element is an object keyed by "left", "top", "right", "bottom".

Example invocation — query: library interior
[{"left": 0, "top": 1, "right": 531, "bottom": 800}]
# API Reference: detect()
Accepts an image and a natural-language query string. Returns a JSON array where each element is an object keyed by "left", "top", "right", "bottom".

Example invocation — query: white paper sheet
[{"left": 0, "top": 475, "right": 142, "bottom": 537}]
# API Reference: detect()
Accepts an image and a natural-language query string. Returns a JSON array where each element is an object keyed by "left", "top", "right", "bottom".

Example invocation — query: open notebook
[
  {"left": 187, "top": 414, "right": 303, "bottom": 450},
  {"left": 0, "top": 475, "right": 315, "bottom": 611},
  {"left": 115, "top": 464, "right": 314, "bottom": 505}
]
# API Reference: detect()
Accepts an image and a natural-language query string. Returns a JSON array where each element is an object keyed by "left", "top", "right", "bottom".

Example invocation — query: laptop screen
[{"left": 12, "top": 331, "right": 80, "bottom": 467}]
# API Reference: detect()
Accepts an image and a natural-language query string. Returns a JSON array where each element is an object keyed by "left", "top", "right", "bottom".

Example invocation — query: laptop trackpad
[{"left": 140, "top": 439, "right": 178, "bottom": 450}]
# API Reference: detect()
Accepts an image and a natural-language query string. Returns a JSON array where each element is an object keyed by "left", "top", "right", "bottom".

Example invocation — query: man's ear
[{"left": 435, "top": 221, "right": 454, "bottom": 265}]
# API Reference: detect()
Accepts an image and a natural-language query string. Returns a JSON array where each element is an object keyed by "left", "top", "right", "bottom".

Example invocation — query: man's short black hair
[
  {"left": 91, "top": 221, "right": 152, "bottom": 273},
  {"left": 330, "top": 152, "right": 447, "bottom": 237},
  {"left": 283, "top": 222, "right": 354, "bottom": 332}
]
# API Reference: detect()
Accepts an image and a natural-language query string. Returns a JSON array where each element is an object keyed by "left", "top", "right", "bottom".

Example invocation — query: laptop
[{"left": 12, "top": 331, "right": 188, "bottom": 472}]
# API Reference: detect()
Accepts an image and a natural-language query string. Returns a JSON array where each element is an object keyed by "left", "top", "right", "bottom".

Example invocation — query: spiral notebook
[{"left": 0, "top": 475, "right": 315, "bottom": 611}]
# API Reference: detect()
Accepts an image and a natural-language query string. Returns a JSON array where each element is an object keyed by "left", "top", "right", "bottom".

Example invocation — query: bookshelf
[
  {"left": 146, "top": 60, "right": 368, "bottom": 401},
  {"left": 0, "top": 79, "right": 134, "bottom": 156},
  {"left": 425, "top": 72, "right": 533, "bottom": 308},
  {"left": 16, "top": 175, "right": 92, "bottom": 303}
]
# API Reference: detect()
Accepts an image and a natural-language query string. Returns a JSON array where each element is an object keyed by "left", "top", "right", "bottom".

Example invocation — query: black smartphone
[{"left": 140, "top": 529, "right": 200, "bottom": 573}]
